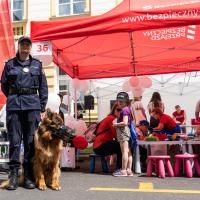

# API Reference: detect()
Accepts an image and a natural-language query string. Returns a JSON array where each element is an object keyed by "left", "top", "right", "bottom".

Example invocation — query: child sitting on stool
[{"left": 135, "top": 120, "right": 149, "bottom": 172}]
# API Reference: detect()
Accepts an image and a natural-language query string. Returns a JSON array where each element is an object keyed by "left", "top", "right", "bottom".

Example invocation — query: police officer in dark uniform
[{"left": 1, "top": 36, "right": 48, "bottom": 190}]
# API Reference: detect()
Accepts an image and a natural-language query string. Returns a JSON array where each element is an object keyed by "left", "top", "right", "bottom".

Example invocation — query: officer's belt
[{"left": 9, "top": 88, "right": 37, "bottom": 95}]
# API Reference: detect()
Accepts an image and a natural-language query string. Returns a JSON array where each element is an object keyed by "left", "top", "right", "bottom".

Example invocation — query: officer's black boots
[
  {"left": 7, "top": 169, "right": 18, "bottom": 190},
  {"left": 23, "top": 170, "right": 35, "bottom": 189}
]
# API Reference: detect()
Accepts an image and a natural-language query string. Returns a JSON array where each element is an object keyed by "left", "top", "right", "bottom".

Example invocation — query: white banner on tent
[{"left": 32, "top": 41, "right": 52, "bottom": 56}]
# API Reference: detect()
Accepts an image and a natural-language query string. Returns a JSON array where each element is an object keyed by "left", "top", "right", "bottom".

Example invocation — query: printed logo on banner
[
  {"left": 186, "top": 25, "right": 196, "bottom": 40},
  {"left": 142, "top": 0, "right": 200, "bottom": 10},
  {"left": 142, "top": 25, "right": 197, "bottom": 41}
]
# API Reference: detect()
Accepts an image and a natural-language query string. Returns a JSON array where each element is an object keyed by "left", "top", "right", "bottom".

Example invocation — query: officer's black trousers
[{"left": 6, "top": 110, "right": 40, "bottom": 171}]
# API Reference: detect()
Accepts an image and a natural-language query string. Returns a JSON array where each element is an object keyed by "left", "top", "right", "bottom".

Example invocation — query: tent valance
[{"left": 31, "top": 0, "right": 200, "bottom": 79}]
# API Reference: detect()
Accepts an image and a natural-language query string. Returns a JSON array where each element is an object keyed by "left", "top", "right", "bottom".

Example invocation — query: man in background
[{"left": 172, "top": 105, "right": 186, "bottom": 133}]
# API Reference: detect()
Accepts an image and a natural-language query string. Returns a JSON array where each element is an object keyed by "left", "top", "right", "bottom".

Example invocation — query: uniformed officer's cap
[{"left": 18, "top": 36, "right": 32, "bottom": 45}]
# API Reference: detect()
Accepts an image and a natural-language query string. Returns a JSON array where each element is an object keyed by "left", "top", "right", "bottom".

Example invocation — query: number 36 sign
[{"left": 32, "top": 41, "right": 52, "bottom": 56}]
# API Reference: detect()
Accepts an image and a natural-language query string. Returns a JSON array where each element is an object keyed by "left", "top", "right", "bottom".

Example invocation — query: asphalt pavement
[{"left": 0, "top": 159, "right": 200, "bottom": 200}]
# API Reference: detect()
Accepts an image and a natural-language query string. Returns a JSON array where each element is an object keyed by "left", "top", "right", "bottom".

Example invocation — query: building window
[
  {"left": 10, "top": 0, "right": 24, "bottom": 21},
  {"left": 13, "top": 26, "right": 24, "bottom": 36},
  {"left": 59, "top": 68, "right": 67, "bottom": 75},
  {"left": 58, "top": 0, "right": 85, "bottom": 16},
  {"left": 59, "top": 79, "right": 69, "bottom": 91}
]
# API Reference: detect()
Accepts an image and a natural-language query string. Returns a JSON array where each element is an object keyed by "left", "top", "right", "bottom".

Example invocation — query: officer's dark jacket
[{"left": 1, "top": 54, "right": 48, "bottom": 112}]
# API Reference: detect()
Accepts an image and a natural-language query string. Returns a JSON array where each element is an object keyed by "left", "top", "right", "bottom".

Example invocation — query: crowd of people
[{"left": 92, "top": 90, "right": 200, "bottom": 176}]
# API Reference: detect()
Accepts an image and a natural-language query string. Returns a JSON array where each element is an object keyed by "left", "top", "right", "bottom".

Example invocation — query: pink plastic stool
[
  {"left": 174, "top": 154, "right": 200, "bottom": 178},
  {"left": 147, "top": 155, "right": 174, "bottom": 178}
]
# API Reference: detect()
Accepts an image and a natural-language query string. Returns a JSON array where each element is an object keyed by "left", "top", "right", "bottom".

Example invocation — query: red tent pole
[{"left": 129, "top": 32, "right": 136, "bottom": 75}]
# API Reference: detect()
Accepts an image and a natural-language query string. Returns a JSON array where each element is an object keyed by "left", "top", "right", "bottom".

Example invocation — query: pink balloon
[
  {"left": 71, "top": 78, "right": 81, "bottom": 90},
  {"left": 79, "top": 80, "right": 89, "bottom": 92},
  {"left": 140, "top": 76, "right": 152, "bottom": 88},
  {"left": 129, "top": 77, "right": 140, "bottom": 87},
  {"left": 132, "top": 87, "right": 144, "bottom": 97},
  {"left": 72, "top": 120, "right": 79, "bottom": 131},
  {"left": 67, "top": 119, "right": 87, "bottom": 135},
  {"left": 122, "top": 81, "right": 131, "bottom": 92},
  {"left": 71, "top": 90, "right": 81, "bottom": 101},
  {"left": 65, "top": 116, "right": 76, "bottom": 128},
  {"left": 132, "top": 81, "right": 142, "bottom": 90},
  {"left": 65, "top": 121, "right": 75, "bottom": 130},
  {"left": 75, "top": 120, "right": 87, "bottom": 135}
]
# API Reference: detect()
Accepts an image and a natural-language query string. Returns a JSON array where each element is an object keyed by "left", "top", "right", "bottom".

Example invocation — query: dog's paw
[
  {"left": 51, "top": 184, "right": 61, "bottom": 191},
  {"left": 38, "top": 183, "right": 47, "bottom": 191},
  {"left": 38, "top": 185, "right": 47, "bottom": 191}
]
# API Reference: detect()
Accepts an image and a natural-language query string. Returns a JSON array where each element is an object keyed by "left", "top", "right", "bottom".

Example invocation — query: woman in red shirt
[
  {"left": 93, "top": 103, "right": 122, "bottom": 170},
  {"left": 151, "top": 108, "right": 181, "bottom": 135}
]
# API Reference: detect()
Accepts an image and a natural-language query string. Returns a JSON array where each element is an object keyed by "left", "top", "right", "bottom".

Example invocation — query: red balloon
[{"left": 72, "top": 135, "right": 88, "bottom": 150}]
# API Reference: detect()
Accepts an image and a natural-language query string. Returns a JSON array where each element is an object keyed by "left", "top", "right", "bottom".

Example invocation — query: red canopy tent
[
  {"left": 31, "top": 0, "right": 200, "bottom": 79},
  {"left": 0, "top": 0, "right": 15, "bottom": 108}
]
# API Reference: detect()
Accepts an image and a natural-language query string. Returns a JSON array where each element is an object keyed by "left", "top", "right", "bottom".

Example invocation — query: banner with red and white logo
[
  {"left": 31, "top": 0, "right": 200, "bottom": 79},
  {"left": 0, "top": 0, "right": 15, "bottom": 108}
]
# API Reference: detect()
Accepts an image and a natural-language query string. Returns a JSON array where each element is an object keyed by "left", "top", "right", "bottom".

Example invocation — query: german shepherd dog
[
  {"left": 1, "top": 109, "right": 74, "bottom": 191},
  {"left": 33, "top": 109, "right": 64, "bottom": 190}
]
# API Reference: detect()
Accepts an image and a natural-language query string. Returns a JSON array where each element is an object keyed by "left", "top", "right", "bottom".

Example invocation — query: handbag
[
  {"left": 129, "top": 122, "right": 138, "bottom": 148},
  {"left": 60, "top": 147, "right": 75, "bottom": 168}
]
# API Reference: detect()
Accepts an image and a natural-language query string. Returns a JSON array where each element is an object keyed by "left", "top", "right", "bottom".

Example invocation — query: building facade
[{"left": 11, "top": 0, "right": 122, "bottom": 120}]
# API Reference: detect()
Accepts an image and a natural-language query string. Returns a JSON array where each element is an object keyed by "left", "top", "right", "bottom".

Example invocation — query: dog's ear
[
  {"left": 46, "top": 108, "right": 53, "bottom": 119},
  {"left": 52, "top": 113, "right": 64, "bottom": 126}
]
